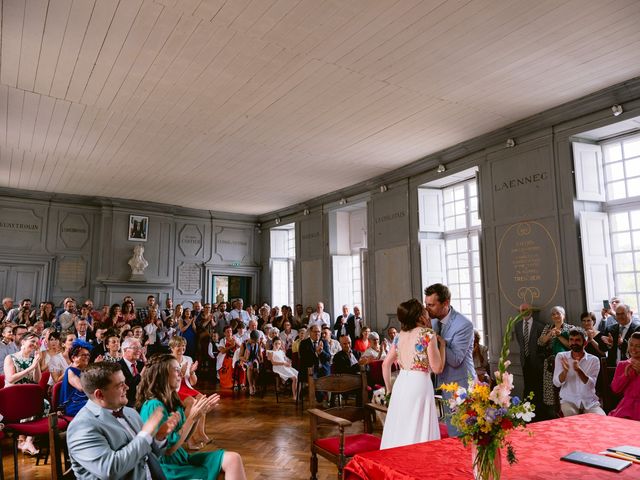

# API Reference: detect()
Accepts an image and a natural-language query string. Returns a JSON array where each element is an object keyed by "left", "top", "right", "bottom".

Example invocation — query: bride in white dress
[
  {"left": 380, "top": 298, "right": 446, "bottom": 449},
  {"left": 267, "top": 338, "right": 298, "bottom": 400}
]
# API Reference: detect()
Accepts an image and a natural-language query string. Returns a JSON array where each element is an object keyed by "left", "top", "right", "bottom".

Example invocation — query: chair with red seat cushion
[
  {"left": 0, "top": 384, "right": 68, "bottom": 480},
  {"left": 38, "top": 371, "right": 51, "bottom": 395},
  {"left": 50, "top": 381, "right": 74, "bottom": 423},
  {"left": 308, "top": 366, "right": 381, "bottom": 480},
  {"left": 0, "top": 374, "right": 5, "bottom": 389}
]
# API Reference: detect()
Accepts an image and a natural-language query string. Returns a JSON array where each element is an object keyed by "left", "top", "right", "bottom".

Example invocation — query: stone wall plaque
[
  {"left": 56, "top": 256, "right": 87, "bottom": 291},
  {"left": 177, "top": 263, "right": 201, "bottom": 294},
  {"left": 300, "top": 216, "right": 322, "bottom": 260},
  {"left": 214, "top": 227, "right": 251, "bottom": 263},
  {"left": 497, "top": 220, "right": 559, "bottom": 308},
  {"left": 59, "top": 213, "right": 90, "bottom": 249},
  {"left": 178, "top": 224, "right": 203, "bottom": 257},
  {"left": 0, "top": 207, "right": 44, "bottom": 248},
  {"left": 372, "top": 190, "right": 409, "bottom": 248}
]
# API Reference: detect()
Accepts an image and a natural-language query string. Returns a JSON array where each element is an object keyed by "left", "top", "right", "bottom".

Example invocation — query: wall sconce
[
  {"left": 303, "top": 208, "right": 310, "bottom": 216},
  {"left": 379, "top": 185, "right": 388, "bottom": 193},
  {"left": 275, "top": 217, "right": 281, "bottom": 225},
  {"left": 612, "top": 104, "right": 623, "bottom": 116},
  {"left": 339, "top": 198, "right": 347, "bottom": 205},
  {"left": 436, "top": 164, "right": 446, "bottom": 173},
  {"left": 505, "top": 138, "right": 516, "bottom": 148}
]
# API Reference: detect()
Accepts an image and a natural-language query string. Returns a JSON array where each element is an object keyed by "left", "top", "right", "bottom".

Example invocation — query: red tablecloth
[{"left": 345, "top": 414, "right": 640, "bottom": 479}]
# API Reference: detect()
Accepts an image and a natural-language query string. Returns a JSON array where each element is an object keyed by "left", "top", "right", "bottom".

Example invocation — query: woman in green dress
[{"left": 136, "top": 354, "right": 247, "bottom": 480}]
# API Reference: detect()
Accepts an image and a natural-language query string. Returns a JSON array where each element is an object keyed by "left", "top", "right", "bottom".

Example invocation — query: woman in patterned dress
[
  {"left": 4, "top": 332, "right": 43, "bottom": 455},
  {"left": 380, "top": 299, "right": 446, "bottom": 449}
]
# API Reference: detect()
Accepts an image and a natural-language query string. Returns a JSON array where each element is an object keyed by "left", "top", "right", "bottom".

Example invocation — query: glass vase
[{"left": 471, "top": 442, "right": 502, "bottom": 480}]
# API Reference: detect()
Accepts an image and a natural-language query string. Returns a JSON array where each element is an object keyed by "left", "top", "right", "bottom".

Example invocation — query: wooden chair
[
  {"left": 48, "top": 412, "right": 74, "bottom": 479},
  {"left": 598, "top": 357, "right": 622, "bottom": 413},
  {"left": 258, "top": 358, "right": 280, "bottom": 403},
  {"left": 308, "top": 367, "right": 381, "bottom": 480}
]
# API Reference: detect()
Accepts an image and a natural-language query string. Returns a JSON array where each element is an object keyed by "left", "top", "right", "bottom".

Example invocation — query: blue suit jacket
[{"left": 432, "top": 307, "right": 476, "bottom": 389}]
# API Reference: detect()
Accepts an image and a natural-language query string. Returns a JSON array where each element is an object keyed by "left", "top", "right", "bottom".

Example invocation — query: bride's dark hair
[{"left": 397, "top": 298, "right": 424, "bottom": 331}]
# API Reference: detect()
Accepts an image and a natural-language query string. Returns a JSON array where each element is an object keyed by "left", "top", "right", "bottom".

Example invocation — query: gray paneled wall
[{"left": 0, "top": 193, "right": 260, "bottom": 308}]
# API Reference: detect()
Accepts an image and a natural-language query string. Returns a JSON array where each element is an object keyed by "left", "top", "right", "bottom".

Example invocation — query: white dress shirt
[{"left": 552, "top": 351, "right": 601, "bottom": 409}]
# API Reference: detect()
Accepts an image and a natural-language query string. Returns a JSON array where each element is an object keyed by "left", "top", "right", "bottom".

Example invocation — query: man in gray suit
[
  {"left": 67, "top": 362, "right": 179, "bottom": 480},
  {"left": 425, "top": 283, "right": 476, "bottom": 436}
]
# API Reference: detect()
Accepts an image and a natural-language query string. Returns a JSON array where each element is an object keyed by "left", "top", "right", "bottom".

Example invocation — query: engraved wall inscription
[
  {"left": 59, "top": 213, "right": 90, "bottom": 249},
  {"left": 497, "top": 221, "right": 559, "bottom": 308},
  {"left": 177, "top": 263, "right": 201, "bottom": 294},
  {"left": 56, "top": 257, "right": 87, "bottom": 291},
  {"left": 178, "top": 224, "right": 203, "bottom": 257}
]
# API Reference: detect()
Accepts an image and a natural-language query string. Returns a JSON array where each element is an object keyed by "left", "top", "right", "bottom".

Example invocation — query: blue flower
[{"left": 511, "top": 396, "right": 521, "bottom": 406}]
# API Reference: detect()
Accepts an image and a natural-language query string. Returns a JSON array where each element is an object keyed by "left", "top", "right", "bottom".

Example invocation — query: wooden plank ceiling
[{"left": 1, "top": 0, "right": 639, "bottom": 215}]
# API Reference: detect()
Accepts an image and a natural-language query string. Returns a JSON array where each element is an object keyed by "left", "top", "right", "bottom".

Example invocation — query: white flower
[{"left": 516, "top": 403, "right": 536, "bottom": 422}]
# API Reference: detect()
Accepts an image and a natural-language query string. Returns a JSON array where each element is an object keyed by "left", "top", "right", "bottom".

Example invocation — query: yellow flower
[{"left": 440, "top": 382, "right": 460, "bottom": 392}]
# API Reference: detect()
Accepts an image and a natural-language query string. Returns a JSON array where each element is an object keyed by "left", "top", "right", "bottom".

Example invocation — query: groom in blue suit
[{"left": 425, "top": 283, "right": 476, "bottom": 436}]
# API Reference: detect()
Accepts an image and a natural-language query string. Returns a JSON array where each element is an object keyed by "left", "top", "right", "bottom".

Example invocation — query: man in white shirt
[
  {"left": 229, "top": 299, "right": 250, "bottom": 328},
  {"left": 308, "top": 302, "right": 330, "bottom": 330},
  {"left": 553, "top": 327, "right": 604, "bottom": 417}
]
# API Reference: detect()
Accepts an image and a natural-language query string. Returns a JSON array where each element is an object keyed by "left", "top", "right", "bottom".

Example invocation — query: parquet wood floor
[{"left": 1, "top": 376, "right": 382, "bottom": 479}]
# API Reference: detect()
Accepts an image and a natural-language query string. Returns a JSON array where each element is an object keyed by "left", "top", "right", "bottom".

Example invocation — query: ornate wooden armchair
[{"left": 308, "top": 367, "right": 381, "bottom": 480}]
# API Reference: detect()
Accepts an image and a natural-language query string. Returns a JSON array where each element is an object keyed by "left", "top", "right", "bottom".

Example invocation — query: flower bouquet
[{"left": 440, "top": 310, "right": 536, "bottom": 480}]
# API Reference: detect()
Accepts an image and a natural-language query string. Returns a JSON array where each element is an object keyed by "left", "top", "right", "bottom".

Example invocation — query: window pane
[
  {"left": 454, "top": 186, "right": 465, "bottom": 201},
  {"left": 604, "top": 142, "right": 622, "bottom": 163},
  {"left": 608, "top": 181, "right": 627, "bottom": 200},
  {"left": 630, "top": 210, "right": 640, "bottom": 229},
  {"left": 460, "top": 284, "right": 471, "bottom": 298},
  {"left": 612, "top": 232, "right": 632, "bottom": 251},
  {"left": 610, "top": 212, "right": 629, "bottom": 232},
  {"left": 468, "top": 181, "right": 477, "bottom": 196},
  {"left": 455, "top": 215, "right": 466, "bottom": 230},
  {"left": 616, "top": 273, "right": 636, "bottom": 292},
  {"left": 444, "top": 189, "right": 454, "bottom": 203},
  {"left": 455, "top": 200, "right": 465, "bottom": 215},
  {"left": 623, "top": 137, "right": 640, "bottom": 158},
  {"left": 627, "top": 177, "right": 640, "bottom": 196},
  {"left": 633, "top": 231, "right": 640, "bottom": 250},
  {"left": 447, "top": 255, "right": 458, "bottom": 269},
  {"left": 614, "top": 253, "right": 634, "bottom": 272},
  {"left": 625, "top": 158, "right": 640, "bottom": 178},
  {"left": 605, "top": 162, "right": 625, "bottom": 182}
]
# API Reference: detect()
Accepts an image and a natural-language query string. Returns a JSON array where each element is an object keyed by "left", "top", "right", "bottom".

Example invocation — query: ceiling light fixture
[
  {"left": 275, "top": 217, "right": 281, "bottom": 225},
  {"left": 379, "top": 185, "right": 388, "bottom": 193},
  {"left": 436, "top": 164, "right": 446, "bottom": 173},
  {"left": 505, "top": 138, "right": 516, "bottom": 148},
  {"left": 303, "top": 208, "right": 310, "bottom": 216},
  {"left": 339, "top": 198, "right": 347, "bottom": 205},
  {"left": 611, "top": 104, "right": 623, "bottom": 116}
]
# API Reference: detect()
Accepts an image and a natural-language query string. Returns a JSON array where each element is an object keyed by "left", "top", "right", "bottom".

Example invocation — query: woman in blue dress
[
  {"left": 179, "top": 308, "right": 198, "bottom": 359},
  {"left": 137, "top": 354, "right": 247, "bottom": 480},
  {"left": 60, "top": 340, "right": 92, "bottom": 416}
]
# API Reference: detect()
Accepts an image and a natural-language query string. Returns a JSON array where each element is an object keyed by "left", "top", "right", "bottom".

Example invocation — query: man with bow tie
[{"left": 67, "top": 362, "right": 179, "bottom": 479}]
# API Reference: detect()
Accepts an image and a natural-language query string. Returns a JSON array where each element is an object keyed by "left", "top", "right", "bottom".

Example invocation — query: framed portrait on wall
[{"left": 128, "top": 215, "right": 148, "bottom": 242}]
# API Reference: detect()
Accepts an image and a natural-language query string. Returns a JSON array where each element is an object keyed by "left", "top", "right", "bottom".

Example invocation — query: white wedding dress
[{"left": 380, "top": 327, "right": 440, "bottom": 449}]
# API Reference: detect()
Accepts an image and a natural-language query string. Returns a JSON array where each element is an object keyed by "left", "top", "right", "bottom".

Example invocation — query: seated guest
[
  {"left": 383, "top": 327, "right": 398, "bottom": 352},
  {"left": 581, "top": 311, "right": 606, "bottom": 357},
  {"left": 4, "top": 332, "right": 42, "bottom": 455},
  {"left": 239, "top": 330, "right": 263, "bottom": 396},
  {"left": 553, "top": 327, "right": 604, "bottom": 417},
  {"left": 279, "top": 320, "right": 298, "bottom": 354},
  {"left": 217, "top": 325, "right": 241, "bottom": 389},
  {"left": 360, "top": 331, "right": 387, "bottom": 365},
  {"left": 43, "top": 331, "right": 66, "bottom": 386},
  {"left": 601, "top": 303, "right": 640, "bottom": 367},
  {"left": 321, "top": 326, "right": 341, "bottom": 359},
  {"left": 233, "top": 323, "right": 249, "bottom": 346},
  {"left": 291, "top": 327, "right": 307, "bottom": 354},
  {"left": 472, "top": 330, "right": 492, "bottom": 384},
  {"left": 299, "top": 325, "right": 331, "bottom": 403},
  {"left": 353, "top": 326, "right": 371, "bottom": 353},
  {"left": 102, "top": 330, "right": 122, "bottom": 363},
  {"left": 60, "top": 340, "right": 92, "bottom": 416},
  {"left": 610, "top": 332, "right": 640, "bottom": 420},
  {"left": 267, "top": 338, "right": 298, "bottom": 400},
  {"left": 118, "top": 337, "right": 145, "bottom": 407},
  {"left": 333, "top": 335, "right": 361, "bottom": 374},
  {"left": 67, "top": 362, "right": 180, "bottom": 480},
  {"left": 169, "top": 336, "right": 209, "bottom": 449},
  {"left": 137, "top": 354, "right": 246, "bottom": 479}
]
